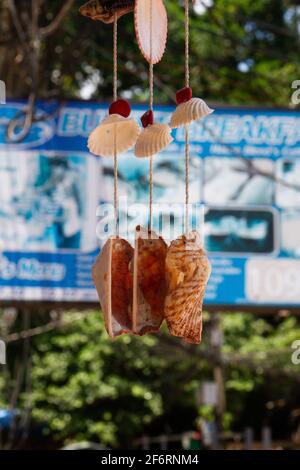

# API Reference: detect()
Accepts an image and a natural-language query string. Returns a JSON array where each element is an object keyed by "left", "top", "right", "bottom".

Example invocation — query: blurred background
[{"left": 0, "top": 0, "right": 300, "bottom": 451}]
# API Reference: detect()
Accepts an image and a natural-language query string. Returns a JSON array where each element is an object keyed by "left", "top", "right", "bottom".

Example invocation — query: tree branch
[
  {"left": 3, "top": 311, "right": 91, "bottom": 343},
  {"left": 40, "top": 0, "right": 75, "bottom": 38},
  {"left": 7, "top": 0, "right": 31, "bottom": 58}
]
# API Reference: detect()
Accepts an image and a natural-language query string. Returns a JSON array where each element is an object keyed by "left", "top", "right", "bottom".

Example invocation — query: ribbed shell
[
  {"left": 170, "top": 98, "right": 214, "bottom": 129},
  {"left": 134, "top": 0, "right": 168, "bottom": 64},
  {"left": 88, "top": 114, "right": 140, "bottom": 157},
  {"left": 164, "top": 231, "right": 211, "bottom": 344},
  {"left": 134, "top": 123, "right": 173, "bottom": 158}
]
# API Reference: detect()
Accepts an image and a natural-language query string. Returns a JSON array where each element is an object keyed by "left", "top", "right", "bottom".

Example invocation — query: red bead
[
  {"left": 176, "top": 87, "right": 193, "bottom": 105},
  {"left": 109, "top": 99, "right": 131, "bottom": 118},
  {"left": 141, "top": 109, "right": 154, "bottom": 128}
]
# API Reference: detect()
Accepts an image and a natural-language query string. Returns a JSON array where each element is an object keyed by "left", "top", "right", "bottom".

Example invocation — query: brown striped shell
[
  {"left": 164, "top": 231, "right": 211, "bottom": 344},
  {"left": 79, "top": 0, "right": 134, "bottom": 24},
  {"left": 92, "top": 237, "right": 134, "bottom": 338},
  {"left": 132, "top": 226, "right": 168, "bottom": 335}
]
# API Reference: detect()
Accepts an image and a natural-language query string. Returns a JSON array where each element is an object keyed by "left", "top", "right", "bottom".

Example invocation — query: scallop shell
[
  {"left": 134, "top": 123, "right": 173, "bottom": 158},
  {"left": 164, "top": 231, "right": 211, "bottom": 344},
  {"left": 88, "top": 114, "right": 140, "bottom": 157},
  {"left": 92, "top": 237, "right": 134, "bottom": 338},
  {"left": 132, "top": 226, "right": 168, "bottom": 335},
  {"left": 170, "top": 98, "right": 214, "bottom": 129},
  {"left": 79, "top": 0, "right": 134, "bottom": 24},
  {"left": 134, "top": 0, "right": 168, "bottom": 64}
]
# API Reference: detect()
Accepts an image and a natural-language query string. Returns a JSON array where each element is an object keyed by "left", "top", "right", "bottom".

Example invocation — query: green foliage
[
  {"left": 27, "top": 311, "right": 164, "bottom": 446},
  {"left": 0, "top": 311, "right": 294, "bottom": 447},
  {"left": 220, "top": 313, "right": 300, "bottom": 433},
  {"left": 0, "top": 0, "right": 299, "bottom": 107}
]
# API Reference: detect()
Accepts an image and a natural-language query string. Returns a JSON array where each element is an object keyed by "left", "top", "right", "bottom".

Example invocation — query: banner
[{"left": 0, "top": 101, "right": 299, "bottom": 307}]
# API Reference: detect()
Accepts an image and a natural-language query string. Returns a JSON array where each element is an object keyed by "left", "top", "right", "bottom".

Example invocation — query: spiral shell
[
  {"left": 132, "top": 226, "right": 168, "bottom": 335},
  {"left": 170, "top": 97, "right": 214, "bottom": 129},
  {"left": 92, "top": 237, "right": 134, "bottom": 338},
  {"left": 88, "top": 114, "right": 140, "bottom": 157},
  {"left": 164, "top": 231, "right": 211, "bottom": 344},
  {"left": 102, "top": 0, "right": 134, "bottom": 10},
  {"left": 134, "top": 123, "right": 173, "bottom": 158},
  {"left": 79, "top": 0, "right": 134, "bottom": 24}
]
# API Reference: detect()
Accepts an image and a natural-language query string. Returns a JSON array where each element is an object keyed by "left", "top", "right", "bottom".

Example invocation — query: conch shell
[
  {"left": 134, "top": 0, "right": 168, "bottom": 64},
  {"left": 88, "top": 114, "right": 140, "bottom": 157},
  {"left": 164, "top": 231, "right": 211, "bottom": 344},
  {"left": 132, "top": 226, "right": 168, "bottom": 335},
  {"left": 80, "top": 0, "right": 134, "bottom": 24},
  {"left": 93, "top": 237, "right": 134, "bottom": 338},
  {"left": 170, "top": 98, "right": 214, "bottom": 129},
  {"left": 134, "top": 123, "right": 173, "bottom": 158}
]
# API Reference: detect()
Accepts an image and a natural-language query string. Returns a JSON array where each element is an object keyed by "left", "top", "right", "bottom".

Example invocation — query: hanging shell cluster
[
  {"left": 81, "top": 0, "right": 214, "bottom": 159},
  {"left": 81, "top": 0, "right": 214, "bottom": 343},
  {"left": 93, "top": 228, "right": 211, "bottom": 343},
  {"left": 133, "top": 0, "right": 172, "bottom": 158}
]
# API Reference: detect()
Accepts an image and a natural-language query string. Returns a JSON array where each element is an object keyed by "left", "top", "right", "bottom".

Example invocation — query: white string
[
  {"left": 113, "top": 13, "right": 118, "bottom": 102},
  {"left": 185, "top": 0, "right": 190, "bottom": 88},
  {"left": 185, "top": 0, "right": 190, "bottom": 236},
  {"left": 113, "top": 13, "right": 118, "bottom": 236},
  {"left": 149, "top": 0, "right": 154, "bottom": 231}
]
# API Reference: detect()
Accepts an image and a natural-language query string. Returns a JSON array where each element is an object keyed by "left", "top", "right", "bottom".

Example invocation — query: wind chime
[{"left": 80, "top": 0, "right": 212, "bottom": 344}]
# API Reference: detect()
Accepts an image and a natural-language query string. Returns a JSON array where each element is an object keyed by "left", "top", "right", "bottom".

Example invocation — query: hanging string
[
  {"left": 149, "top": 0, "right": 154, "bottom": 232},
  {"left": 184, "top": 0, "right": 190, "bottom": 236},
  {"left": 113, "top": 13, "right": 118, "bottom": 102},
  {"left": 185, "top": 0, "right": 190, "bottom": 89},
  {"left": 113, "top": 124, "right": 118, "bottom": 237},
  {"left": 185, "top": 124, "right": 189, "bottom": 230},
  {"left": 149, "top": 157, "right": 153, "bottom": 232},
  {"left": 113, "top": 13, "right": 119, "bottom": 236}
]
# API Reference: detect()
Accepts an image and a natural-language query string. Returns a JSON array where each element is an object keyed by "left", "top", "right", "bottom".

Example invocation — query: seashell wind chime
[{"left": 81, "top": 0, "right": 212, "bottom": 344}]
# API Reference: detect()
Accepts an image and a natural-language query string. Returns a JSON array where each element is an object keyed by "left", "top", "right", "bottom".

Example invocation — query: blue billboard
[{"left": 0, "top": 100, "right": 299, "bottom": 308}]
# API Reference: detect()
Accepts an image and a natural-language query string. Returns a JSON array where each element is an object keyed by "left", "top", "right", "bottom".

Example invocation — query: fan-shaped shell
[
  {"left": 92, "top": 237, "right": 134, "bottom": 338},
  {"left": 79, "top": 0, "right": 134, "bottom": 24},
  {"left": 134, "top": 123, "right": 173, "bottom": 158},
  {"left": 164, "top": 231, "right": 211, "bottom": 344},
  {"left": 132, "top": 226, "right": 168, "bottom": 335},
  {"left": 88, "top": 114, "right": 140, "bottom": 157},
  {"left": 134, "top": 0, "right": 168, "bottom": 64},
  {"left": 170, "top": 97, "right": 214, "bottom": 129}
]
